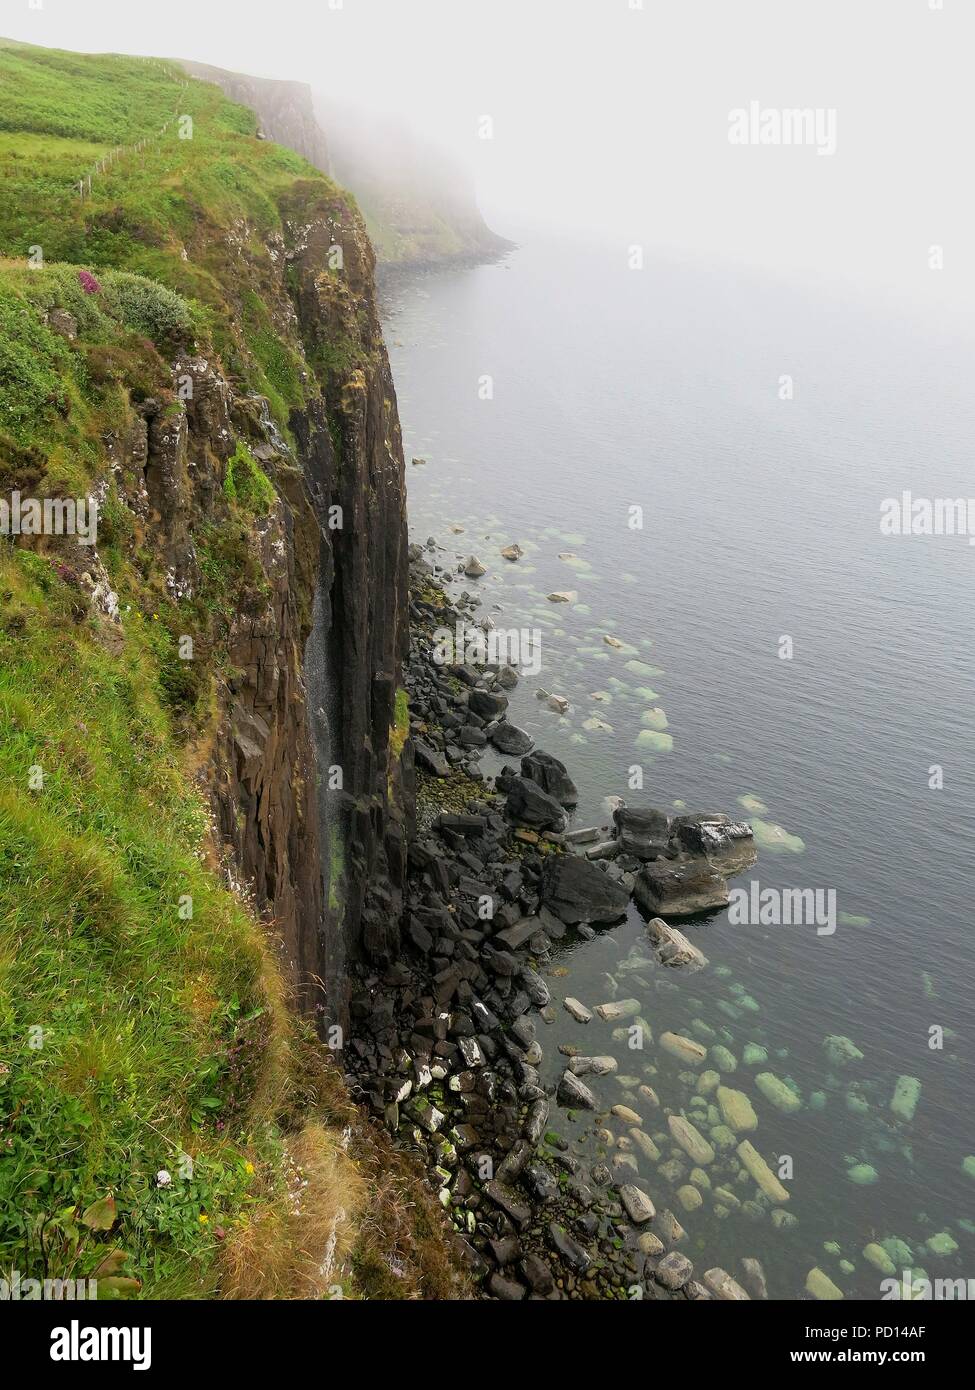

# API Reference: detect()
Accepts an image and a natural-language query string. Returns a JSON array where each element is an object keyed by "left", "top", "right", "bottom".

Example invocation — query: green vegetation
[
  {"left": 0, "top": 41, "right": 462, "bottom": 1300},
  {"left": 0, "top": 543, "right": 279, "bottom": 1296},
  {"left": 222, "top": 440, "right": 276, "bottom": 515},
  {"left": 389, "top": 685, "right": 409, "bottom": 760},
  {"left": 0, "top": 41, "right": 339, "bottom": 431}
]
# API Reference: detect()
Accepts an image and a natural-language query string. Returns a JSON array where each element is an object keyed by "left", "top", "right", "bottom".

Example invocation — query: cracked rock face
[{"left": 92, "top": 193, "right": 412, "bottom": 1022}]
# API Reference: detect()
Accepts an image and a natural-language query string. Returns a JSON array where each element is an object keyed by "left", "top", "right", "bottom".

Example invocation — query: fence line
[{"left": 73, "top": 62, "right": 191, "bottom": 199}]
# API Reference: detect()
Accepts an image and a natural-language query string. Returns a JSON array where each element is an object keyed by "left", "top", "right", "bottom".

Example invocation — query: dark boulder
[
  {"left": 414, "top": 739, "right": 449, "bottom": 777},
  {"left": 633, "top": 857, "right": 730, "bottom": 917},
  {"left": 520, "top": 750, "right": 578, "bottom": 807},
  {"left": 489, "top": 721, "right": 534, "bottom": 756},
  {"left": 468, "top": 688, "right": 508, "bottom": 720},
  {"left": 540, "top": 855, "right": 630, "bottom": 924},
  {"left": 504, "top": 776, "right": 566, "bottom": 831},
  {"left": 612, "top": 806, "right": 672, "bottom": 859},
  {"left": 671, "top": 813, "right": 757, "bottom": 874}
]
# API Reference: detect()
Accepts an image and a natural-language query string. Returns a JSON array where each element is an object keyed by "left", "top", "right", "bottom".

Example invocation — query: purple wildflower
[{"left": 78, "top": 270, "right": 102, "bottom": 295}]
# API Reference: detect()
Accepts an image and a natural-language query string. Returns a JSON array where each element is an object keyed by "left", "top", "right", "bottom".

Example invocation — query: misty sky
[{"left": 2, "top": 0, "right": 972, "bottom": 315}]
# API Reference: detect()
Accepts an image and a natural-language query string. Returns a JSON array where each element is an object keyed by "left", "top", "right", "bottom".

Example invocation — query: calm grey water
[{"left": 381, "top": 237, "right": 975, "bottom": 1298}]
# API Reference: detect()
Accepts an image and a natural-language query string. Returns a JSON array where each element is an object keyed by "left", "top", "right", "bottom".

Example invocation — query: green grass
[
  {"left": 0, "top": 545, "right": 280, "bottom": 1296},
  {"left": 222, "top": 440, "right": 276, "bottom": 515},
  {"left": 0, "top": 41, "right": 340, "bottom": 429}
]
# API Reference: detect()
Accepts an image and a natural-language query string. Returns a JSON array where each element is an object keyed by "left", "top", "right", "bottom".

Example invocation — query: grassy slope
[{"left": 0, "top": 41, "right": 460, "bottom": 1299}]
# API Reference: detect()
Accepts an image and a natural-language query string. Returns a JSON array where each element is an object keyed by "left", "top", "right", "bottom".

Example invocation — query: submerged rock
[
  {"left": 593, "top": 997, "right": 641, "bottom": 1021},
  {"left": 668, "top": 1115, "right": 716, "bottom": 1165},
  {"left": 659, "top": 1032, "right": 708, "bottom": 1066},
  {"left": 890, "top": 1074, "right": 921, "bottom": 1122},
  {"left": 741, "top": 1257, "right": 769, "bottom": 1299},
  {"left": 717, "top": 1085, "right": 758, "bottom": 1133},
  {"left": 806, "top": 1267, "right": 844, "bottom": 1301},
  {"left": 863, "top": 1243, "right": 897, "bottom": 1275},
  {"left": 645, "top": 916, "right": 709, "bottom": 968},
  {"left": 737, "top": 1140, "right": 790, "bottom": 1203},
  {"left": 563, "top": 997, "right": 593, "bottom": 1023},
  {"left": 755, "top": 1072, "right": 802, "bottom": 1114},
  {"left": 568, "top": 1055, "right": 618, "bottom": 1076},
  {"left": 630, "top": 1129, "right": 662, "bottom": 1163},
  {"left": 824, "top": 1034, "right": 864, "bottom": 1067},
  {"left": 750, "top": 818, "right": 805, "bottom": 854}
]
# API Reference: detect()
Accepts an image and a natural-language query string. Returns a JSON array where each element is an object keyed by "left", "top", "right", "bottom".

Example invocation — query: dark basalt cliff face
[
  {"left": 87, "top": 191, "right": 412, "bottom": 1014},
  {"left": 205, "top": 196, "right": 413, "bottom": 1011}
]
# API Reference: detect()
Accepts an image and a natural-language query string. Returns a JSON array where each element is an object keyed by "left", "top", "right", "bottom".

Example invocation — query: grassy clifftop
[
  {"left": 0, "top": 41, "right": 459, "bottom": 1299},
  {"left": 0, "top": 40, "right": 320, "bottom": 429}
]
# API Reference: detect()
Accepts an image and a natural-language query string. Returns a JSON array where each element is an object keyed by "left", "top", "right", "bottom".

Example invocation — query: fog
[{"left": 2, "top": 0, "right": 972, "bottom": 314}]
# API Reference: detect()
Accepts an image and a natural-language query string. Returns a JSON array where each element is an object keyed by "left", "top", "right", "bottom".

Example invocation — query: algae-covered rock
[
  {"left": 710, "top": 1045, "right": 737, "bottom": 1074},
  {"left": 890, "top": 1075, "right": 921, "bottom": 1123},
  {"left": 659, "top": 1031, "right": 707, "bottom": 1066},
  {"left": 629, "top": 1128, "right": 661, "bottom": 1164},
  {"left": 743, "top": 1043, "right": 768, "bottom": 1066},
  {"left": 611, "top": 1103, "right": 642, "bottom": 1125},
  {"left": 926, "top": 1232, "right": 958, "bottom": 1257},
  {"left": 863, "top": 1242, "right": 896, "bottom": 1275},
  {"left": 751, "top": 818, "right": 806, "bottom": 854},
  {"left": 717, "top": 1085, "right": 758, "bottom": 1134},
  {"left": 755, "top": 1072, "right": 802, "bottom": 1114},
  {"left": 824, "top": 1034, "right": 864, "bottom": 1066},
  {"left": 805, "top": 1267, "right": 844, "bottom": 1300},
  {"left": 710, "top": 1124, "right": 737, "bottom": 1151},
  {"left": 737, "top": 1140, "right": 790, "bottom": 1203},
  {"left": 846, "top": 1163, "right": 878, "bottom": 1185},
  {"left": 846, "top": 1089, "right": 870, "bottom": 1117},
  {"left": 669, "top": 1115, "right": 716, "bottom": 1165},
  {"left": 881, "top": 1237, "right": 913, "bottom": 1266}
]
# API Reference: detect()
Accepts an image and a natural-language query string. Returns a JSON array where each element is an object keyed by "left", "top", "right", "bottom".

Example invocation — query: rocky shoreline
[{"left": 344, "top": 546, "right": 767, "bottom": 1301}]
